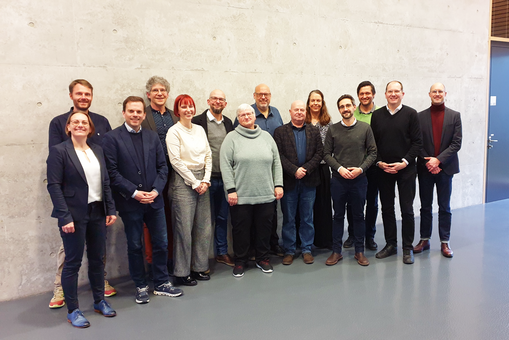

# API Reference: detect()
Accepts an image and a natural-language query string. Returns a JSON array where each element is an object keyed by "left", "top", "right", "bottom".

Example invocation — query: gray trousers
[{"left": 170, "top": 169, "right": 212, "bottom": 277}]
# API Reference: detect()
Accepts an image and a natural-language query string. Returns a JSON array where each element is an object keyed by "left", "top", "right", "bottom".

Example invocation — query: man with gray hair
[{"left": 141, "top": 76, "right": 179, "bottom": 275}]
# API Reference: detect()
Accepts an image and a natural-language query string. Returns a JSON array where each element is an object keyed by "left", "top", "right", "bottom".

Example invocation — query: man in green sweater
[
  {"left": 323, "top": 94, "right": 377, "bottom": 266},
  {"left": 344, "top": 81, "right": 380, "bottom": 251}
]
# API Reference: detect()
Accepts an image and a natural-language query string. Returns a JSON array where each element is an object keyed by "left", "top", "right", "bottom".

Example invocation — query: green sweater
[{"left": 220, "top": 124, "right": 283, "bottom": 205}]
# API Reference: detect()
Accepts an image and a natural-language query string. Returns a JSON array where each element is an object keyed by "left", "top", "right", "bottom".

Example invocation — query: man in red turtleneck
[{"left": 414, "top": 83, "right": 462, "bottom": 258}]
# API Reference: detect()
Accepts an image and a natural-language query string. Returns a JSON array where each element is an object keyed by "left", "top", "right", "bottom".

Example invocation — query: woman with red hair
[{"left": 166, "top": 94, "right": 212, "bottom": 286}]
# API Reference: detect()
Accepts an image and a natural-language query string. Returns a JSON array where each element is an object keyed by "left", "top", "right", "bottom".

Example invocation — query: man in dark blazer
[
  {"left": 49, "top": 79, "right": 111, "bottom": 148},
  {"left": 274, "top": 100, "right": 323, "bottom": 265},
  {"left": 102, "top": 96, "right": 182, "bottom": 304},
  {"left": 141, "top": 76, "right": 178, "bottom": 275},
  {"left": 414, "top": 83, "right": 462, "bottom": 258},
  {"left": 192, "top": 89, "right": 235, "bottom": 267},
  {"left": 47, "top": 79, "right": 115, "bottom": 309}
]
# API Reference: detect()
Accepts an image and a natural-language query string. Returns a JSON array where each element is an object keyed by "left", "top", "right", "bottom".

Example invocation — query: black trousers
[
  {"left": 347, "top": 165, "right": 379, "bottom": 241},
  {"left": 313, "top": 164, "right": 333, "bottom": 248},
  {"left": 231, "top": 201, "right": 275, "bottom": 265},
  {"left": 377, "top": 165, "right": 416, "bottom": 250},
  {"left": 60, "top": 202, "right": 106, "bottom": 312}
]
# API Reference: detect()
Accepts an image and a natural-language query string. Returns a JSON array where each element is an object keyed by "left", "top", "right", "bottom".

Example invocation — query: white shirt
[
  {"left": 76, "top": 148, "right": 102, "bottom": 203},
  {"left": 386, "top": 103, "right": 403, "bottom": 115},
  {"left": 207, "top": 110, "right": 224, "bottom": 124}
]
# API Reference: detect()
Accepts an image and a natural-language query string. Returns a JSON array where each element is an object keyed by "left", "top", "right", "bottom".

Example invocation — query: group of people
[{"left": 46, "top": 77, "right": 462, "bottom": 328}]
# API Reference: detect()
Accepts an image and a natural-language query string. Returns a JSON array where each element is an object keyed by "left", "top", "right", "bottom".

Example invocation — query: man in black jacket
[
  {"left": 414, "top": 83, "right": 461, "bottom": 258},
  {"left": 192, "top": 90, "right": 234, "bottom": 267},
  {"left": 141, "top": 76, "right": 179, "bottom": 276},
  {"left": 370, "top": 81, "right": 422, "bottom": 264},
  {"left": 274, "top": 100, "right": 323, "bottom": 265}
]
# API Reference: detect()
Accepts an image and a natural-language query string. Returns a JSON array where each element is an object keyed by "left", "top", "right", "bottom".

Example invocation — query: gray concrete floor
[{"left": 2, "top": 200, "right": 509, "bottom": 340}]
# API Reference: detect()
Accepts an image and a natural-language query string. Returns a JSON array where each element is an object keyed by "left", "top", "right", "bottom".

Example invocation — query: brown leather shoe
[
  {"left": 441, "top": 243, "right": 453, "bottom": 258},
  {"left": 325, "top": 252, "right": 343, "bottom": 266},
  {"left": 413, "top": 240, "right": 430, "bottom": 253},
  {"left": 354, "top": 252, "right": 369, "bottom": 266},
  {"left": 282, "top": 254, "right": 294, "bottom": 265},
  {"left": 216, "top": 254, "right": 235, "bottom": 267},
  {"left": 303, "top": 253, "right": 314, "bottom": 264}
]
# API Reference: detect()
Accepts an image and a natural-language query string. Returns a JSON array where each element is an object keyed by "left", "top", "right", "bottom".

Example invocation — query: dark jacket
[
  {"left": 48, "top": 108, "right": 112, "bottom": 148},
  {"left": 192, "top": 110, "right": 234, "bottom": 135},
  {"left": 141, "top": 105, "right": 179, "bottom": 131},
  {"left": 273, "top": 123, "right": 323, "bottom": 191},
  {"left": 417, "top": 106, "right": 462, "bottom": 175},
  {"left": 46, "top": 139, "right": 116, "bottom": 227},
  {"left": 102, "top": 124, "right": 168, "bottom": 212}
]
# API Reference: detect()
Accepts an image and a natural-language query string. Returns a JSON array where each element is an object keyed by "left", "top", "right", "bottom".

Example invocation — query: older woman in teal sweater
[{"left": 220, "top": 104, "right": 283, "bottom": 278}]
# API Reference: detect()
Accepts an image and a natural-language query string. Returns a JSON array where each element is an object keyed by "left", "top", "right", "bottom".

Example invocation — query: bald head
[
  {"left": 429, "top": 83, "right": 447, "bottom": 105},
  {"left": 289, "top": 100, "right": 306, "bottom": 127},
  {"left": 207, "top": 89, "right": 227, "bottom": 115},
  {"left": 253, "top": 83, "right": 271, "bottom": 112}
]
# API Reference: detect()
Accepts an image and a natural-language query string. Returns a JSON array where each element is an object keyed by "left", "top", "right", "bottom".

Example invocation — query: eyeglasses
[
  {"left": 209, "top": 97, "right": 226, "bottom": 102},
  {"left": 255, "top": 93, "right": 271, "bottom": 98},
  {"left": 70, "top": 120, "right": 89, "bottom": 126},
  {"left": 238, "top": 112, "right": 254, "bottom": 119},
  {"left": 151, "top": 89, "right": 167, "bottom": 94}
]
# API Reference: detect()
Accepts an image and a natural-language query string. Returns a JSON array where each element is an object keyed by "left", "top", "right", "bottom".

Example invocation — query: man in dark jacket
[
  {"left": 274, "top": 100, "right": 323, "bottom": 265},
  {"left": 192, "top": 90, "right": 234, "bottom": 267}
]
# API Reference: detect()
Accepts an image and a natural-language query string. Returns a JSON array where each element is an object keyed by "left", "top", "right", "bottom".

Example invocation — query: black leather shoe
[
  {"left": 365, "top": 238, "right": 378, "bottom": 251},
  {"left": 191, "top": 271, "right": 210, "bottom": 281},
  {"left": 375, "top": 244, "right": 397, "bottom": 259},
  {"left": 403, "top": 249, "right": 414, "bottom": 264},
  {"left": 176, "top": 276, "right": 197, "bottom": 286},
  {"left": 343, "top": 237, "right": 354, "bottom": 248}
]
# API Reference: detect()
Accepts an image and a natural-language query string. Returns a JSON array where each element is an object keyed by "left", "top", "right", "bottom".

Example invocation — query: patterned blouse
[{"left": 312, "top": 120, "right": 332, "bottom": 164}]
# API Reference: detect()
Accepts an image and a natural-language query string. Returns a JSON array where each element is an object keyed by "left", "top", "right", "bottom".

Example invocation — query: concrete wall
[{"left": 0, "top": 0, "right": 490, "bottom": 301}]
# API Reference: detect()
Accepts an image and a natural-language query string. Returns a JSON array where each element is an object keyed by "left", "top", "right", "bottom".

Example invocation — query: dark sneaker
[
  {"left": 67, "top": 309, "right": 90, "bottom": 328},
  {"left": 256, "top": 259, "right": 273, "bottom": 273},
  {"left": 93, "top": 300, "right": 117, "bottom": 317},
  {"left": 233, "top": 264, "right": 245, "bottom": 277},
  {"left": 135, "top": 285, "right": 150, "bottom": 304},
  {"left": 154, "top": 281, "right": 183, "bottom": 297},
  {"left": 343, "top": 237, "right": 354, "bottom": 248}
]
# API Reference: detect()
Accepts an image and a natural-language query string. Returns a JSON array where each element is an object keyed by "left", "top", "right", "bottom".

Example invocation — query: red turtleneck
[{"left": 430, "top": 103, "right": 445, "bottom": 157}]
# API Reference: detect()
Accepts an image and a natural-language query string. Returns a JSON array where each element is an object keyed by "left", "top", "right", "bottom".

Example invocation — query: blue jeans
[
  {"left": 119, "top": 206, "right": 169, "bottom": 287},
  {"left": 209, "top": 177, "right": 229, "bottom": 255},
  {"left": 418, "top": 168, "right": 453, "bottom": 241},
  {"left": 281, "top": 181, "right": 316, "bottom": 255},
  {"left": 331, "top": 175, "right": 367, "bottom": 253}
]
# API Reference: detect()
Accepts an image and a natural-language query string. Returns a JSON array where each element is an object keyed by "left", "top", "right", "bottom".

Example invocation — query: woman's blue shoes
[
  {"left": 93, "top": 300, "right": 117, "bottom": 317},
  {"left": 67, "top": 309, "right": 90, "bottom": 328}
]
